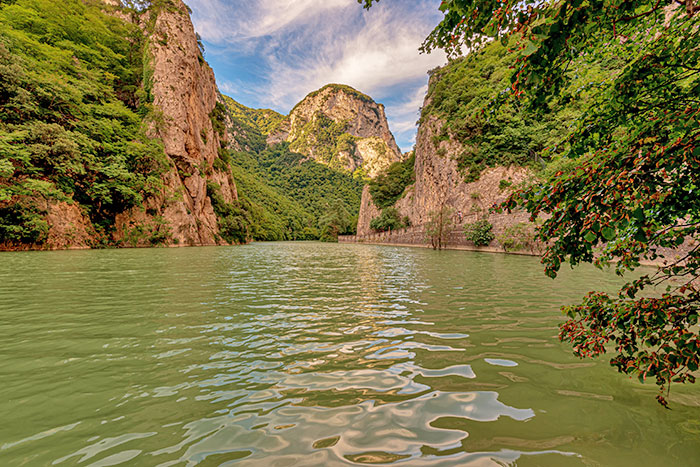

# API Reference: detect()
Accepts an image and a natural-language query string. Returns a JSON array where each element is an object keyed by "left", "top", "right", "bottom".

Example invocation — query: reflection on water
[{"left": 1, "top": 242, "right": 699, "bottom": 466}]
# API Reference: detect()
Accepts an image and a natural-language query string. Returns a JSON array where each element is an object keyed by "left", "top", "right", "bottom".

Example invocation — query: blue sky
[{"left": 185, "top": 0, "right": 448, "bottom": 151}]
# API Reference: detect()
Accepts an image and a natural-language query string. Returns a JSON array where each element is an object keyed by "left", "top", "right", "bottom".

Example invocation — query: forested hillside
[
  {"left": 0, "top": 0, "right": 166, "bottom": 245},
  {"left": 218, "top": 96, "right": 364, "bottom": 241},
  {"left": 0, "top": 0, "right": 367, "bottom": 247},
  {"left": 420, "top": 37, "right": 622, "bottom": 183},
  {"left": 361, "top": 35, "right": 626, "bottom": 234}
]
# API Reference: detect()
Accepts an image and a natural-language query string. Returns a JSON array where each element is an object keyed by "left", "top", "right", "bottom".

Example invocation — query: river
[{"left": 1, "top": 242, "right": 698, "bottom": 466}]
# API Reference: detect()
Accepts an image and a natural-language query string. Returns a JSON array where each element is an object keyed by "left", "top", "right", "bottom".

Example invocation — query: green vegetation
[
  {"left": 422, "top": 37, "right": 616, "bottom": 182},
  {"left": 218, "top": 94, "right": 365, "bottom": 241},
  {"left": 374, "top": 0, "right": 700, "bottom": 405},
  {"left": 463, "top": 219, "right": 494, "bottom": 247},
  {"left": 291, "top": 84, "right": 374, "bottom": 114},
  {"left": 206, "top": 181, "right": 256, "bottom": 244},
  {"left": 220, "top": 94, "right": 285, "bottom": 152},
  {"left": 369, "top": 207, "right": 408, "bottom": 232},
  {"left": 497, "top": 222, "right": 538, "bottom": 253},
  {"left": 318, "top": 198, "right": 353, "bottom": 242},
  {"left": 425, "top": 205, "right": 454, "bottom": 250},
  {"left": 368, "top": 152, "right": 415, "bottom": 209},
  {"left": 289, "top": 113, "right": 358, "bottom": 171},
  {"left": 0, "top": 0, "right": 168, "bottom": 244}
]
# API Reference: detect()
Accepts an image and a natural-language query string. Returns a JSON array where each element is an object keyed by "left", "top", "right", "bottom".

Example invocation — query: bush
[
  {"left": 370, "top": 207, "right": 406, "bottom": 232},
  {"left": 0, "top": 201, "right": 49, "bottom": 245},
  {"left": 318, "top": 198, "right": 353, "bottom": 242},
  {"left": 464, "top": 219, "right": 494, "bottom": 246},
  {"left": 368, "top": 153, "right": 415, "bottom": 209},
  {"left": 498, "top": 222, "right": 536, "bottom": 252},
  {"left": 206, "top": 181, "right": 255, "bottom": 244}
]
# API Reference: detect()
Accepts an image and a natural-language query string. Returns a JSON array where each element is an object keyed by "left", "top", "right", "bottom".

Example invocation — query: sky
[{"left": 185, "top": 0, "right": 448, "bottom": 151}]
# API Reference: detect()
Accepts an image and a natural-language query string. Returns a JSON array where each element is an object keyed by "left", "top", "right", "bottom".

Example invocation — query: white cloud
[
  {"left": 186, "top": 0, "right": 447, "bottom": 147},
  {"left": 260, "top": 3, "right": 445, "bottom": 107},
  {"left": 187, "top": 0, "right": 354, "bottom": 43}
]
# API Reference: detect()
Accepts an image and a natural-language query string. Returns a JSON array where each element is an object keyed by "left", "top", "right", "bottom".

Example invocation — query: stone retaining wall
[{"left": 341, "top": 212, "right": 541, "bottom": 255}]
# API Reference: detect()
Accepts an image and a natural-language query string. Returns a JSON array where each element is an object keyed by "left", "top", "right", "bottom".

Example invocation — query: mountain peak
[{"left": 266, "top": 84, "right": 401, "bottom": 178}]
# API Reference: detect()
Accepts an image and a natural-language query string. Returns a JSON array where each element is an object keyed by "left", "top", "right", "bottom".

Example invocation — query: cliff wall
[
  {"left": 356, "top": 72, "right": 533, "bottom": 250},
  {"left": 112, "top": 0, "right": 238, "bottom": 247}
]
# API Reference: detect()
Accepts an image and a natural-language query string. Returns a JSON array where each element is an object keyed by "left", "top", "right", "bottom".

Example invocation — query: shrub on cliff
[
  {"left": 368, "top": 152, "right": 415, "bottom": 209},
  {"left": 206, "top": 181, "right": 256, "bottom": 244},
  {"left": 370, "top": 207, "right": 406, "bottom": 232}
]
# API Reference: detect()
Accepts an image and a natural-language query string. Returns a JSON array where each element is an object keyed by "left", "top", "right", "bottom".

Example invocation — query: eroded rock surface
[
  {"left": 112, "top": 0, "right": 238, "bottom": 247},
  {"left": 275, "top": 85, "right": 402, "bottom": 177}
]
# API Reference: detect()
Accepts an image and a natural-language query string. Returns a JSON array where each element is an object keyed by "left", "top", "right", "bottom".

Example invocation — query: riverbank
[
  {"left": 340, "top": 221, "right": 542, "bottom": 256},
  {"left": 340, "top": 225, "right": 695, "bottom": 269}
]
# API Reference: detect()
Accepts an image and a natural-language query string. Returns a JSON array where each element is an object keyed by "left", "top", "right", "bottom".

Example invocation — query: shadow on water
[{"left": 0, "top": 242, "right": 699, "bottom": 466}]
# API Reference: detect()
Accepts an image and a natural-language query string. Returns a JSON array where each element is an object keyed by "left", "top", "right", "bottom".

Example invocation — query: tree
[
  {"left": 361, "top": 0, "right": 700, "bottom": 406},
  {"left": 425, "top": 205, "right": 454, "bottom": 250},
  {"left": 369, "top": 207, "right": 407, "bottom": 232},
  {"left": 318, "top": 198, "right": 353, "bottom": 242},
  {"left": 368, "top": 152, "right": 415, "bottom": 208}
]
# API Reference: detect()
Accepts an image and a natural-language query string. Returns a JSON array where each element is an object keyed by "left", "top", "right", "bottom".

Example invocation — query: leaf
[
  {"left": 602, "top": 227, "right": 616, "bottom": 241},
  {"left": 584, "top": 231, "right": 597, "bottom": 242},
  {"left": 522, "top": 41, "right": 540, "bottom": 57}
]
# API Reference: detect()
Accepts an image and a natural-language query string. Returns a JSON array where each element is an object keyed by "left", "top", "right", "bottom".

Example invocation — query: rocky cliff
[
  {"left": 0, "top": 0, "right": 239, "bottom": 250},
  {"left": 112, "top": 0, "right": 238, "bottom": 247},
  {"left": 357, "top": 72, "right": 532, "bottom": 240},
  {"left": 268, "top": 84, "right": 402, "bottom": 177}
]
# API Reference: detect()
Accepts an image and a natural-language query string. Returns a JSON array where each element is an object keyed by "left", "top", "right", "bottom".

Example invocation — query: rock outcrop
[
  {"left": 111, "top": 0, "right": 238, "bottom": 247},
  {"left": 270, "top": 84, "right": 402, "bottom": 177},
  {"left": 357, "top": 73, "right": 531, "bottom": 239}
]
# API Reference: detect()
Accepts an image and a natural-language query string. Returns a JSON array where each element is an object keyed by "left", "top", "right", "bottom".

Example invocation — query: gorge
[{"left": 2, "top": 0, "right": 700, "bottom": 465}]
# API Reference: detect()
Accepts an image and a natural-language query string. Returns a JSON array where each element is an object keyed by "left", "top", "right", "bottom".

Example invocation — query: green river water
[{"left": 1, "top": 242, "right": 699, "bottom": 466}]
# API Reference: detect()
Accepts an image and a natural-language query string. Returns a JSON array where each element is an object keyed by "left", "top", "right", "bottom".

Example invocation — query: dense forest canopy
[
  {"left": 0, "top": 0, "right": 167, "bottom": 244},
  {"left": 218, "top": 95, "right": 365, "bottom": 242}
]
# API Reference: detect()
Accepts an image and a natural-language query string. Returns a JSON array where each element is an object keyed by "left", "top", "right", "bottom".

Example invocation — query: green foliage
[
  {"left": 369, "top": 207, "right": 406, "bottom": 232},
  {"left": 498, "top": 179, "right": 513, "bottom": 191},
  {"left": 422, "top": 37, "right": 614, "bottom": 183},
  {"left": 121, "top": 214, "right": 172, "bottom": 247},
  {"left": 206, "top": 181, "right": 256, "bottom": 244},
  {"left": 425, "top": 205, "right": 454, "bottom": 250},
  {"left": 209, "top": 101, "right": 227, "bottom": 140},
  {"left": 292, "top": 84, "right": 374, "bottom": 114},
  {"left": 0, "top": 199, "right": 48, "bottom": 244},
  {"left": 220, "top": 94, "right": 285, "bottom": 152},
  {"left": 368, "top": 152, "right": 415, "bottom": 209},
  {"left": 318, "top": 198, "right": 353, "bottom": 242},
  {"left": 290, "top": 113, "right": 358, "bottom": 171},
  {"left": 222, "top": 141, "right": 363, "bottom": 241},
  {"left": 0, "top": 0, "right": 167, "bottom": 243},
  {"left": 463, "top": 219, "right": 494, "bottom": 247},
  {"left": 497, "top": 222, "right": 535, "bottom": 252}
]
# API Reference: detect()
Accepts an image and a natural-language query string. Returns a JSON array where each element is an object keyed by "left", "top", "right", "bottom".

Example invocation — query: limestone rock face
[
  {"left": 113, "top": 0, "right": 238, "bottom": 247},
  {"left": 45, "top": 201, "right": 95, "bottom": 249},
  {"left": 280, "top": 85, "right": 402, "bottom": 177},
  {"left": 357, "top": 75, "right": 530, "bottom": 236}
]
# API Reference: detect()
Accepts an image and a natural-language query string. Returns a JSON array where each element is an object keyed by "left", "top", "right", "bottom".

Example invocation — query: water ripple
[{"left": 1, "top": 243, "right": 698, "bottom": 465}]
